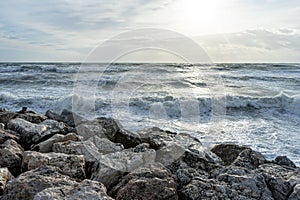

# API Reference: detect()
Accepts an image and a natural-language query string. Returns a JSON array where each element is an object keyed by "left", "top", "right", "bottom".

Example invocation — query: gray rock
[
  {"left": 2, "top": 166, "right": 77, "bottom": 200},
  {"left": 0, "top": 139, "right": 23, "bottom": 176},
  {"left": 110, "top": 162, "right": 178, "bottom": 200},
  {"left": 60, "top": 109, "right": 85, "bottom": 127},
  {"left": 34, "top": 179, "right": 113, "bottom": 200},
  {"left": 289, "top": 184, "right": 300, "bottom": 200},
  {"left": 257, "top": 164, "right": 299, "bottom": 199},
  {"left": 0, "top": 123, "right": 5, "bottom": 129},
  {"left": 45, "top": 110, "right": 61, "bottom": 122},
  {"left": 274, "top": 156, "right": 297, "bottom": 168},
  {"left": 231, "top": 148, "right": 266, "bottom": 170},
  {"left": 76, "top": 122, "right": 106, "bottom": 140},
  {"left": 0, "top": 168, "right": 14, "bottom": 195},
  {"left": 22, "top": 151, "right": 86, "bottom": 180},
  {"left": 0, "top": 112, "right": 17, "bottom": 126},
  {"left": 91, "top": 146, "right": 156, "bottom": 189},
  {"left": 31, "top": 132, "right": 81, "bottom": 153},
  {"left": 7, "top": 118, "right": 67, "bottom": 148},
  {"left": 210, "top": 144, "right": 250, "bottom": 165},
  {"left": 16, "top": 112, "right": 47, "bottom": 124}
]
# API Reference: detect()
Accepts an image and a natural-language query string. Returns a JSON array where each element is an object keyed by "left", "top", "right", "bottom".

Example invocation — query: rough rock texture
[
  {"left": 0, "top": 112, "right": 17, "bottom": 126},
  {"left": 2, "top": 166, "right": 77, "bottom": 200},
  {"left": 0, "top": 168, "right": 14, "bottom": 195},
  {"left": 34, "top": 179, "right": 113, "bottom": 200},
  {"left": 76, "top": 122, "right": 106, "bottom": 140},
  {"left": 211, "top": 143, "right": 250, "bottom": 165},
  {"left": 231, "top": 148, "right": 266, "bottom": 170},
  {"left": 7, "top": 118, "right": 67, "bottom": 149},
  {"left": 274, "top": 155, "right": 297, "bottom": 168},
  {"left": 60, "top": 109, "right": 86, "bottom": 127},
  {"left": 289, "top": 184, "right": 300, "bottom": 200},
  {"left": 110, "top": 162, "right": 178, "bottom": 200},
  {"left": 0, "top": 139, "right": 23, "bottom": 176},
  {"left": 22, "top": 151, "right": 86, "bottom": 180},
  {"left": 16, "top": 112, "right": 47, "bottom": 124},
  {"left": 91, "top": 144, "right": 156, "bottom": 189},
  {"left": 31, "top": 132, "right": 80, "bottom": 153},
  {"left": 0, "top": 129, "right": 19, "bottom": 144},
  {"left": 45, "top": 110, "right": 62, "bottom": 122}
]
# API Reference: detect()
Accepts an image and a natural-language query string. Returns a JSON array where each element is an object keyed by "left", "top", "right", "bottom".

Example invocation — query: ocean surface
[{"left": 0, "top": 62, "right": 299, "bottom": 166}]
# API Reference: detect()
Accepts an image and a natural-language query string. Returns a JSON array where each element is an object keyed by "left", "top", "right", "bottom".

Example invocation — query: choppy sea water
[{"left": 0, "top": 63, "right": 299, "bottom": 166}]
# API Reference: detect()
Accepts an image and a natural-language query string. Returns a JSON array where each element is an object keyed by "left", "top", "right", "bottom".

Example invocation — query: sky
[{"left": 0, "top": 0, "right": 300, "bottom": 62}]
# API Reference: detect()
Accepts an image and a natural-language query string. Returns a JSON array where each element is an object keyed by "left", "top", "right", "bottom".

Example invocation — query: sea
[{"left": 0, "top": 62, "right": 299, "bottom": 166}]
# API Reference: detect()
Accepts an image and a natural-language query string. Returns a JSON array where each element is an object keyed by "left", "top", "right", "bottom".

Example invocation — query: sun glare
[{"left": 173, "top": 0, "right": 226, "bottom": 34}]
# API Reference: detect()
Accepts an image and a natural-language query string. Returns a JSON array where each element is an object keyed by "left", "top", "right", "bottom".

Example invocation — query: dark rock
[
  {"left": 60, "top": 109, "right": 85, "bottom": 127},
  {"left": 33, "top": 179, "right": 114, "bottom": 200},
  {"left": 45, "top": 110, "right": 62, "bottom": 122},
  {"left": 2, "top": 166, "right": 77, "bottom": 200},
  {"left": 289, "top": 184, "right": 300, "bottom": 200},
  {"left": 210, "top": 144, "right": 250, "bottom": 165},
  {"left": 231, "top": 148, "right": 266, "bottom": 170},
  {"left": 0, "top": 139, "right": 23, "bottom": 176},
  {"left": 22, "top": 151, "right": 86, "bottom": 181},
  {"left": 0, "top": 112, "right": 17, "bottom": 127},
  {"left": 0, "top": 168, "right": 14, "bottom": 195},
  {"left": 95, "top": 117, "right": 122, "bottom": 140},
  {"left": 7, "top": 118, "right": 67, "bottom": 149},
  {"left": 274, "top": 156, "right": 297, "bottom": 168},
  {"left": 17, "top": 112, "right": 47, "bottom": 124},
  {"left": 113, "top": 129, "right": 141, "bottom": 148},
  {"left": 110, "top": 162, "right": 178, "bottom": 200},
  {"left": 0, "top": 129, "right": 19, "bottom": 144}
]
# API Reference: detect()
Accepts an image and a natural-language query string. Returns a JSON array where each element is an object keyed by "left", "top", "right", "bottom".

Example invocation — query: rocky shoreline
[{"left": 0, "top": 107, "right": 299, "bottom": 200}]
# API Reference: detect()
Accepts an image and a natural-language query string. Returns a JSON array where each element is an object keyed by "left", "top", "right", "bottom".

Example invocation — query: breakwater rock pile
[{"left": 0, "top": 107, "right": 299, "bottom": 200}]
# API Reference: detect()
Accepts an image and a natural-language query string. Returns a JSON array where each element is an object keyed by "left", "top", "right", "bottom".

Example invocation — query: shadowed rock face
[{"left": 0, "top": 109, "right": 299, "bottom": 200}]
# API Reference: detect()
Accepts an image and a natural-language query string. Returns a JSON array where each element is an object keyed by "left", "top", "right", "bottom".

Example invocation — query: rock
[
  {"left": 0, "top": 139, "right": 23, "bottom": 176},
  {"left": 274, "top": 156, "right": 297, "bottom": 168},
  {"left": 110, "top": 162, "right": 178, "bottom": 200},
  {"left": 31, "top": 132, "right": 80, "bottom": 153},
  {"left": 231, "top": 148, "right": 266, "bottom": 170},
  {"left": 7, "top": 118, "right": 67, "bottom": 149},
  {"left": 0, "top": 129, "right": 19, "bottom": 144},
  {"left": 113, "top": 129, "right": 141, "bottom": 148},
  {"left": 289, "top": 184, "right": 300, "bottom": 200},
  {"left": 0, "top": 123, "right": 5, "bottom": 129},
  {"left": 2, "top": 166, "right": 77, "bottom": 200},
  {"left": 76, "top": 121, "right": 106, "bottom": 140},
  {"left": 60, "top": 109, "right": 85, "bottom": 127},
  {"left": 0, "top": 168, "right": 14, "bottom": 195},
  {"left": 45, "top": 110, "right": 61, "bottom": 122},
  {"left": 257, "top": 164, "right": 299, "bottom": 199},
  {"left": 210, "top": 144, "right": 250, "bottom": 165},
  {"left": 95, "top": 117, "right": 122, "bottom": 141},
  {"left": 91, "top": 147, "right": 156, "bottom": 189},
  {"left": 33, "top": 179, "right": 113, "bottom": 200},
  {"left": 0, "top": 112, "right": 17, "bottom": 126},
  {"left": 89, "top": 136, "right": 124, "bottom": 154},
  {"left": 22, "top": 151, "right": 86, "bottom": 180},
  {"left": 16, "top": 112, "right": 47, "bottom": 124}
]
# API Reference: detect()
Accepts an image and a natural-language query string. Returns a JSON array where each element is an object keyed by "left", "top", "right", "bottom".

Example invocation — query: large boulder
[
  {"left": 33, "top": 179, "right": 113, "bottom": 200},
  {"left": 7, "top": 118, "right": 67, "bottom": 149},
  {"left": 22, "top": 151, "right": 86, "bottom": 181},
  {"left": 231, "top": 148, "right": 266, "bottom": 170},
  {"left": 0, "top": 112, "right": 17, "bottom": 126},
  {"left": 1, "top": 166, "right": 78, "bottom": 200},
  {"left": 60, "top": 109, "right": 86, "bottom": 127},
  {"left": 31, "top": 132, "right": 80, "bottom": 153},
  {"left": 110, "top": 162, "right": 178, "bottom": 200},
  {"left": 16, "top": 112, "right": 47, "bottom": 124},
  {"left": 0, "top": 139, "right": 23, "bottom": 176},
  {"left": 0, "top": 168, "right": 14, "bottom": 195},
  {"left": 91, "top": 144, "right": 156, "bottom": 189}
]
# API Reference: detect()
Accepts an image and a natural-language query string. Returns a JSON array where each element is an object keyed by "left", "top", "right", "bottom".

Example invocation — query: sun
[{"left": 172, "top": 0, "right": 225, "bottom": 35}]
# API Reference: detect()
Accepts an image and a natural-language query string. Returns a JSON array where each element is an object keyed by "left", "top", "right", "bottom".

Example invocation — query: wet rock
[
  {"left": 22, "top": 151, "right": 86, "bottom": 180},
  {"left": 0, "top": 129, "right": 19, "bottom": 144},
  {"left": 0, "top": 123, "right": 5, "bottom": 129},
  {"left": 0, "top": 139, "right": 23, "bottom": 176},
  {"left": 274, "top": 156, "right": 297, "bottom": 168},
  {"left": 31, "top": 132, "right": 80, "bottom": 153},
  {"left": 0, "top": 168, "right": 14, "bottom": 195},
  {"left": 91, "top": 147, "right": 156, "bottom": 189},
  {"left": 231, "top": 148, "right": 266, "bottom": 170},
  {"left": 7, "top": 118, "right": 67, "bottom": 148},
  {"left": 210, "top": 144, "right": 250, "bottom": 165},
  {"left": 33, "top": 179, "right": 113, "bottom": 200},
  {"left": 110, "top": 162, "right": 178, "bottom": 200},
  {"left": 2, "top": 166, "right": 77, "bottom": 200}
]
